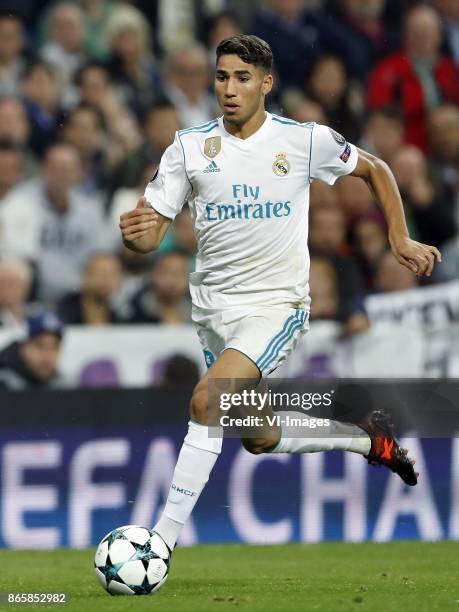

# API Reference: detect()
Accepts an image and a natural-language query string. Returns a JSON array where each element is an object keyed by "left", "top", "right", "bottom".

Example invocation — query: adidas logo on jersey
[{"left": 203, "top": 160, "right": 221, "bottom": 173}]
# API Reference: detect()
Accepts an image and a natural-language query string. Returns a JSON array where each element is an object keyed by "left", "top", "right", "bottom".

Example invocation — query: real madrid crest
[
  {"left": 272, "top": 152, "right": 291, "bottom": 177},
  {"left": 204, "top": 136, "right": 221, "bottom": 159}
]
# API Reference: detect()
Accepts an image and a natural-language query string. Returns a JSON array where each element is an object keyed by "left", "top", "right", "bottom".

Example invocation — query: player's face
[{"left": 215, "top": 54, "right": 272, "bottom": 125}]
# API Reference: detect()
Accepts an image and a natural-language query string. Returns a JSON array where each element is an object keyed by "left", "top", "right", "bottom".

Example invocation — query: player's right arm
[
  {"left": 120, "top": 197, "right": 171, "bottom": 253},
  {"left": 119, "top": 132, "right": 192, "bottom": 254}
]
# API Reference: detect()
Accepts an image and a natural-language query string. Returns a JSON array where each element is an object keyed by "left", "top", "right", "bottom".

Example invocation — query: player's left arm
[{"left": 351, "top": 148, "right": 442, "bottom": 277}]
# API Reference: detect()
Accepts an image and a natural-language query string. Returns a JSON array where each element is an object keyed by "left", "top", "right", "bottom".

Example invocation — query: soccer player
[{"left": 120, "top": 36, "right": 441, "bottom": 555}]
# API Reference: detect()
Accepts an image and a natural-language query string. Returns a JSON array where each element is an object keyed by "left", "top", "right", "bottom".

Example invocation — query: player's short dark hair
[{"left": 216, "top": 35, "right": 273, "bottom": 73}]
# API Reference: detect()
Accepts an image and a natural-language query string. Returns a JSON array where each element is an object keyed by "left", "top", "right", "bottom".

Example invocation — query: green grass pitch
[{"left": 0, "top": 542, "right": 458, "bottom": 612}]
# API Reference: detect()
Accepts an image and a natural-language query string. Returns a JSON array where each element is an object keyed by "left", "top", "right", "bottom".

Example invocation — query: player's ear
[{"left": 262, "top": 73, "right": 273, "bottom": 95}]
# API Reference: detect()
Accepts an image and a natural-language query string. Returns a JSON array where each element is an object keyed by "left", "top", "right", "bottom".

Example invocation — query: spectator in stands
[
  {"left": 127, "top": 251, "right": 191, "bottom": 324},
  {"left": 106, "top": 166, "right": 156, "bottom": 322},
  {"left": 0, "top": 141, "right": 29, "bottom": 257},
  {"left": 0, "top": 13, "right": 26, "bottom": 96},
  {"left": 141, "top": 101, "right": 180, "bottom": 159},
  {"left": 164, "top": 44, "right": 217, "bottom": 128},
  {"left": 0, "top": 311, "right": 67, "bottom": 389},
  {"left": 0, "top": 0, "right": 454, "bottom": 335},
  {"left": 106, "top": 7, "right": 163, "bottom": 118},
  {"left": 109, "top": 163, "right": 158, "bottom": 246},
  {"left": 0, "top": 140, "right": 23, "bottom": 199},
  {"left": 435, "top": 0, "right": 459, "bottom": 65},
  {"left": 0, "top": 165, "right": 40, "bottom": 262},
  {"left": 58, "top": 252, "right": 123, "bottom": 325},
  {"left": 41, "top": 3, "right": 87, "bottom": 92},
  {"left": 153, "top": 203, "right": 198, "bottom": 266},
  {"left": 113, "top": 243, "right": 155, "bottom": 322},
  {"left": 326, "top": 0, "right": 389, "bottom": 81},
  {"left": 283, "top": 93, "right": 327, "bottom": 125},
  {"left": 61, "top": 103, "right": 110, "bottom": 197},
  {"left": 0, "top": 97, "right": 38, "bottom": 177},
  {"left": 415, "top": 108, "right": 459, "bottom": 283},
  {"left": 252, "top": 0, "right": 381, "bottom": 89},
  {"left": 161, "top": 354, "right": 200, "bottom": 388},
  {"left": 110, "top": 161, "right": 195, "bottom": 320},
  {"left": 75, "top": 63, "right": 141, "bottom": 174},
  {"left": 309, "top": 255, "right": 339, "bottom": 321},
  {"left": 427, "top": 104, "right": 459, "bottom": 218},
  {"left": 206, "top": 11, "right": 243, "bottom": 66},
  {"left": 170, "top": 206, "right": 197, "bottom": 265},
  {"left": 80, "top": 0, "right": 123, "bottom": 61},
  {"left": 225, "top": 0, "right": 259, "bottom": 28},
  {"left": 251, "top": 0, "right": 318, "bottom": 89},
  {"left": 390, "top": 145, "right": 456, "bottom": 248},
  {"left": 310, "top": 179, "right": 339, "bottom": 209},
  {"left": 23, "top": 143, "right": 109, "bottom": 301},
  {"left": 428, "top": 104, "right": 459, "bottom": 171},
  {"left": 110, "top": 165, "right": 197, "bottom": 268},
  {"left": 375, "top": 250, "right": 418, "bottom": 293},
  {"left": 336, "top": 175, "right": 375, "bottom": 217},
  {"left": 368, "top": 5, "right": 459, "bottom": 151},
  {"left": 309, "top": 203, "right": 366, "bottom": 320},
  {"left": 306, "top": 55, "right": 364, "bottom": 141},
  {"left": 21, "top": 60, "right": 62, "bottom": 156},
  {"left": 112, "top": 173, "right": 196, "bottom": 267},
  {"left": 112, "top": 100, "right": 179, "bottom": 190},
  {"left": 433, "top": 234, "right": 459, "bottom": 283},
  {"left": 309, "top": 255, "right": 369, "bottom": 335},
  {"left": 359, "top": 107, "right": 404, "bottom": 163},
  {"left": 0, "top": 259, "right": 32, "bottom": 330},
  {"left": 0, "top": 2, "right": 42, "bottom": 28},
  {"left": 351, "top": 210, "right": 388, "bottom": 290}
]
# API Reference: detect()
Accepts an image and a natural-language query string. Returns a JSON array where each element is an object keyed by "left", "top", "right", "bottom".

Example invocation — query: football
[{"left": 94, "top": 525, "right": 170, "bottom": 595}]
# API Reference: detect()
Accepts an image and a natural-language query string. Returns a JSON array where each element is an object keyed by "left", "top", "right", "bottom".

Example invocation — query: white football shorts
[{"left": 193, "top": 305, "right": 309, "bottom": 377}]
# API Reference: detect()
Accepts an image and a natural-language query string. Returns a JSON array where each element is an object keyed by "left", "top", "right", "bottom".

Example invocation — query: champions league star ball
[{"left": 94, "top": 525, "right": 170, "bottom": 595}]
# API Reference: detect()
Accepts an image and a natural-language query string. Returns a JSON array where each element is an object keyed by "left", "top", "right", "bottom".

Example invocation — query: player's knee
[
  {"left": 242, "top": 435, "right": 279, "bottom": 455},
  {"left": 189, "top": 381, "right": 209, "bottom": 424}
]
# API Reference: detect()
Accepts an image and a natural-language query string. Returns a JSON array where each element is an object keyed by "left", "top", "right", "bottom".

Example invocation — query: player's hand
[
  {"left": 119, "top": 196, "right": 158, "bottom": 243},
  {"left": 389, "top": 234, "right": 441, "bottom": 277}
]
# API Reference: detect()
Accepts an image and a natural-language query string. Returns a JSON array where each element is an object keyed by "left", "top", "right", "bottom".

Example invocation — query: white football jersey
[{"left": 144, "top": 113, "right": 358, "bottom": 311}]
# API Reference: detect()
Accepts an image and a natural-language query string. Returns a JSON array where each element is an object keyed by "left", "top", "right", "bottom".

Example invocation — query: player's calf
[
  {"left": 189, "top": 379, "right": 210, "bottom": 424},
  {"left": 241, "top": 433, "right": 281, "bottom": 455}
]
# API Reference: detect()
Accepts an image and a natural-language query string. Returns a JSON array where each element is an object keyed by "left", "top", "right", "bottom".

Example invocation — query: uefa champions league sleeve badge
[{"left": 272, "top": 152, "right": 291, "bottom": 176}]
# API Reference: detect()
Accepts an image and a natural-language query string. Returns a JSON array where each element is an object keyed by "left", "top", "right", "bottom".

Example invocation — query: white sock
[
  {"left": 153, "top": 421, "right": 222, "bottom": 549},
  {"left": 270, "top": 413, "right": 371, "bottom": 456}
]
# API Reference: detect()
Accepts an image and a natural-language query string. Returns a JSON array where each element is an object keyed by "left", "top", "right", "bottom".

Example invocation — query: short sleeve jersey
[{"left": 145, "top": 114, "right": 358, "bottom": 311}]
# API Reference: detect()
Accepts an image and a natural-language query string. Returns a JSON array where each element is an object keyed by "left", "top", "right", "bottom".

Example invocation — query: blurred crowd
[{"left": 0, "top": 0, "right": 458, "bottom": 339}]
